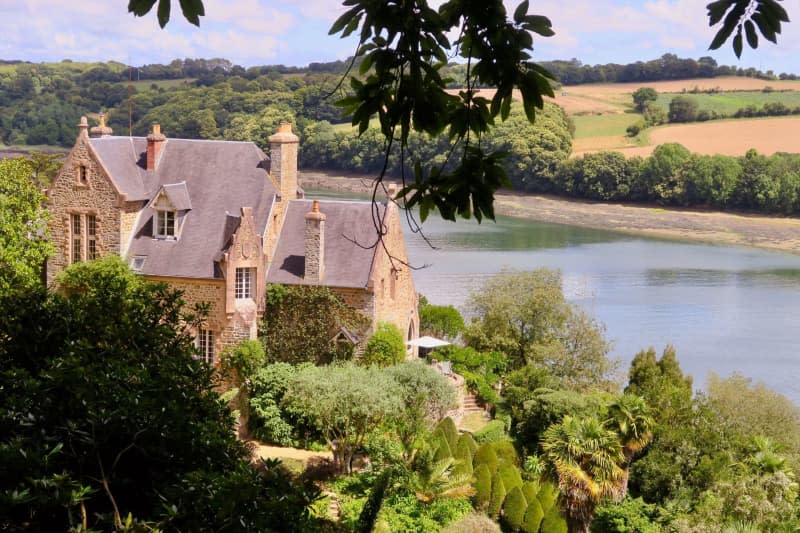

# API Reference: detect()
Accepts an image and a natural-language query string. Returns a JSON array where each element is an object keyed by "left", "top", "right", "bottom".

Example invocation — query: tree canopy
[
  {"left": 0, "top": 256, "right": 320, "bottom": 531},
  {"left": 0, "top": 157, "right": 51, "bottom": 293}
]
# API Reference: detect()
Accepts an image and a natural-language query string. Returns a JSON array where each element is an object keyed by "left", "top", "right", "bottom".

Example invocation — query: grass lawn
[
  {"left": 655, "top": 90, "right": 800, "bottom": 115},
  {"left": 572, "top": 113, "right": 640, "bottom": 139},
  {"left": 131, "top": 78, "right": 196, "bottom": 91},
  {"left": 459, "top": 412, "right": 490, "bottom": 433}
]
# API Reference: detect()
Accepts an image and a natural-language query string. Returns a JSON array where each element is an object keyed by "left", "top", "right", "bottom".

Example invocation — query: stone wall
[
  {"left": 146, "top": 275, "right": 228, "bottom": 357},
  {"left": 370, "top": 200, "right": 420, "bottom": 354},
  {"left": 46, "top": 132, "right": 122, "bottom": 284}
]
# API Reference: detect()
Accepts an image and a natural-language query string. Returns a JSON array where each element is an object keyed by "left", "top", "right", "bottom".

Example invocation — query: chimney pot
[
  {"left": 78, "top": 116, "right": 89, "bottom": 138},
  {"left": 146, "top": 123, "right": 166, "bottom": 171}
]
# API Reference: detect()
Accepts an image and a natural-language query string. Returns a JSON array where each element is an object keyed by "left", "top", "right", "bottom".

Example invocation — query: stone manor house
[{"left": 46, "top": 116, "right": 419, "bottom": 363}]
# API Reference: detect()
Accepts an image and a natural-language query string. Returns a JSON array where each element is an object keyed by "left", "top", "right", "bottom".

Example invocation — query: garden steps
[
  {"left": 462, "top": 391, "right": 484, "bottom": 413},
  {"left": 323, "top": 491, "right": 340, "bottom": 521}
]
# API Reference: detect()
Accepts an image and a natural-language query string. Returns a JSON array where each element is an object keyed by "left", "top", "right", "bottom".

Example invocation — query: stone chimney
[
  {"left": 304, "top": 200, "right": 325, "bottom": 282},
  {"left": 268, "top": 122, "right": 299, "bottom": 201},
  {"left": 90, "top": 113, "right": 113, "bottom": 138},
  {"left": 78, "top": 116, "right": 88, "bottom": 139},
  {"left": 146, "top": 124, "right": 166, "bottom": 171}
]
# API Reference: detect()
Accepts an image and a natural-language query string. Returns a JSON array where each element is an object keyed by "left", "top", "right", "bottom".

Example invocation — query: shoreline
[{"left": 299, "top": 171, "right": 800, "bottom": 255}]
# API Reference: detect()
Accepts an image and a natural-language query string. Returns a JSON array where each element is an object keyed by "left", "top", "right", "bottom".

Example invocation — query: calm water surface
[{"left": 309, "top": 189, "right": 800, "bottom": 402}]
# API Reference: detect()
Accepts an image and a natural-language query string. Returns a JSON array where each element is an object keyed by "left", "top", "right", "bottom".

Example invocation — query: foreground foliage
[
  {"left": 0, "top": 257, "right": 321, "bottom": 531},
  {"left": 0, "top": 157, "right": 51, "bottom": 293}
]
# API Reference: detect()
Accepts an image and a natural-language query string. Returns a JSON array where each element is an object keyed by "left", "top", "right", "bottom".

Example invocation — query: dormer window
[
  {"left": 147, "top": 182, "right": 191, "bottom": 241},
  {"left": 155, "top": 210, "right": 176, "bottom": 238}
]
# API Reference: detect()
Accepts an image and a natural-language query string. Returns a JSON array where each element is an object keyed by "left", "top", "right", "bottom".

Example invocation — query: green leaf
[
  {"left": 733, "top": 28, "right": 744, "bottom": 57},
  {"left": 329, "top": 5, "right": 362, "bottom": 35},
  {"left": 706, "top": 0, "right": 734, "bottom": 26},
  {"left": 128, "top": 0, "right": 158, "bottom": 17},
  {"left": 514, "top": 0, "right": 530, "bottom": 23},
  {"left": 178, "top": 0, "right": 204, "bottom": 26},
  {"left": 157, "top": 0, "right": 171, "bottom": 28},
  {"left": 744, "top": 19, "right": 758, "bottom": 48},
  {"left": 752, "top": 12, "right": 777, "bottom": 42}
]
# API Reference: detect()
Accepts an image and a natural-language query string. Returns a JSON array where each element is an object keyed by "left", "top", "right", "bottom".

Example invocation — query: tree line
[{"left": 541, "top": 53, "right": 785, "bottom": 86}]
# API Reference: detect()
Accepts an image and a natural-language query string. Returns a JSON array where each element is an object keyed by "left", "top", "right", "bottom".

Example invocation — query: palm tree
[
  {"left": 541, "top": 415, "right": 625, "bottom": 533},
  {"left": 605, "top": 394, "right": 655, "bottom": 494},
  {"left": 410, "top": 448, "right": 475, "bottom": 503}
]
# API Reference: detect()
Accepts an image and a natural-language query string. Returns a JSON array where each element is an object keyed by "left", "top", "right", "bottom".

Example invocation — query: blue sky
[{"left": 1, "top": 0, "right": 799, "bottom": 74}]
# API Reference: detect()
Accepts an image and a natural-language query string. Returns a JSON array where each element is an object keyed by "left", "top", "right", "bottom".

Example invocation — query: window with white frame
[
  {"left": 87, "top": 215, "right": 97, "bottom": 260},
  {"left": 155, "top": 210, "right": 175, "bottom": 238},
  {"left": 196, "top": 329, "right": 214, "bottom": 364},
  {"left": 235, "top": 267, "right": 255, "bottom": 299},
  {"left": 71, "top": 214, "right": 82, "bottom": 263}
]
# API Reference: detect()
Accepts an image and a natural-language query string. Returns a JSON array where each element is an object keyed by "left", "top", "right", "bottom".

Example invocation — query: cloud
[{"left": 0, "top": 0, "right": 797, "bottom": 71}]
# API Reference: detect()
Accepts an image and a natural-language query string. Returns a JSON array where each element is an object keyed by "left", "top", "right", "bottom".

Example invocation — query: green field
[
  {"left": 131, "top": 78, "right": 196, "bottom": 91},
  {"left": 572, "top": 113, "right": 640, "bottom": 139},
  {"left": 655, "top": 90, "right": 800, "bottom": 115}
]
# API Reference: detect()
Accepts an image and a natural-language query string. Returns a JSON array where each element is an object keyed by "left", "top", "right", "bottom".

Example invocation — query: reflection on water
[{"left": 307, "top": 189, "right": 800, "bottom": 403}]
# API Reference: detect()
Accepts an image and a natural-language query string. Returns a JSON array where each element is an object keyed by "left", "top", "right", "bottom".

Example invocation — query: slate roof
[
  {"left": 88, "top": 137, "right": 276, "bottom": 279},
  {"left": 159, "top": 182, "right": 192, "bottom": 211},
  {"left": 268, "top": 199, "right": 386, "bottom": 289}
]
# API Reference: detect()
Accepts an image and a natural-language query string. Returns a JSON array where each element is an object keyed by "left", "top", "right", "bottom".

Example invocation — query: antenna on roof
[{"left": 127, "top": 57, "right": 133, "bottom": 136}]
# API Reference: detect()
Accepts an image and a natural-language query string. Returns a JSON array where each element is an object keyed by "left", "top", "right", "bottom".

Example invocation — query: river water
[{"left": 309, "top": 190, "right": 800, "bottom": 403}]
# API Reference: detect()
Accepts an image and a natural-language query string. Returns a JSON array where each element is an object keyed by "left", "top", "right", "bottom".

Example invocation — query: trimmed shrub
[
  {"left": 437, "top": 416, "right": 459, "bottom": 451},
  {"left": 474, "top": 420, "right": 508, "bottom": 443},
  {"left": 539, "top": 505, "right": 567, "bottom": 533},
  {"left": 458, "top": 432, "right": 479, "bottom": 456},
  {"left": 454, "top": 436, "right": 474, "bottom": 478},
  {"left": 491, "top": 440, "right": 519, "bottom": 467},
  {"left": 521, "top": 481, "right": 540, "bottom": 506},
  {"left": 502, "top": 486, "right": 528, "bottom": 531},
  {"left": 362, "top": 322, "right": 405, "bottom": 366},
  {"left": 431, "top": 428, "right": 448, "bottom": 453},
  {"left": 473, "top": 464, "right": 493, "bottom": 510},
  {"left": 441, "top": 512, "right": 501, "bottom": 533},
  {"left": 537, "top": 481, "right": 559, "bottom": 513},
  {"left": 497, "top": 462, "right": 523, "bottom": 492},
  {"left": 474, "top": 443, "right": 499, "bottom": 474},
  {"left": 521, "top": 498, "right": 544, "bottom": 533},
  {"left": 455, "top": 434, "right": 475, "bottom": 465},
  {"left": 488, "top": 474, "right": 507, "bottom": 519}
]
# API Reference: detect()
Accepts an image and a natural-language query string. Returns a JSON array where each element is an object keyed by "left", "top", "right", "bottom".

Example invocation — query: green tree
[
  {"left": 385, "top": 362, "right": 458, "bottom": 460},
  {"left": 605, "top": 394, "right": 654, "bottom": 494},
  {"left": 0, "top": 256, "right": 321, "bottom": 531},
  {"left": 465, "top": 269, "right": 617, "bottom": 389},
  {"left": 631, "top": 87, "right": 658, "bottom": 112},
  {"left": 707, "top": 372, "right": 800, "bottom": 472},
  {"left": 282, "top": 362, "right": 404, "bottom": 473},
  {"left": 363, "top": 322, "right": 406, "bottom": 367},
  {"left": 668, "top": 96, "right": 699, "bottom": 123},
  {"left": 0, "top": 157, "right": 52, "bottom": 294},
  {"left": 419, "top": 301, "right": 465, "bottom": 340},
  {"left": 541, "top": 416, "right": 625, "bottom": 533}
]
